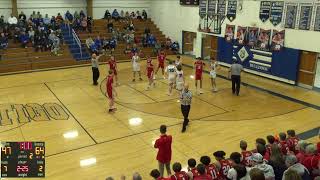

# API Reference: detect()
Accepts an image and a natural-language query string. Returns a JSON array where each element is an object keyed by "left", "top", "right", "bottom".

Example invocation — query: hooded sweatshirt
[
  {"left": 282, "top": 163, "right": 310, "bottom": 180},
  {"left": 254, "top": 163, "right": 275, "bottom": 180}
]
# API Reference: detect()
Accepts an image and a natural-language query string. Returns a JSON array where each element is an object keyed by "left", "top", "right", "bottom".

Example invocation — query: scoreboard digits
[{"left": 1, "top": 142, "right": 45, "bottom": 178}]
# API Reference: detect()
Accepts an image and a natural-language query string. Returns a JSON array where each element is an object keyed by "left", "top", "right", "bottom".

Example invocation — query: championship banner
[
  {"left": 314, "top": 5, "right": 320, "bottom": 31},
  {"left": 298, "top": 3, "right": 313, "bottom": 30},
  {"left": 271, "top": 30, "right": 285, "bottom": 51},
  {"left": 248, "top": 27, "right": 258, "bottom": 47},
  {"left": 199, "top": 0, "right": 208, "bottom": 31},
  {"left": 236, "top": 26, "right": 247, "bottom": 45},
  {"left": 284, "top": 3, "right": 298, "bottom": 29},
  {"left": 225, "top": 24, "right": 235, "bottom": 42},
  {"left": 217, "top": 0, "right": 227, "bottom": 17},
  {"left": 270, "top": 1, "right": 284, "bottom": 26},
  {"left": 207, "top": 0, "right": 217, "bottom": 19},
  {"left": 227, "top": 0, "right": 237, "bottom": 22},
  {"left": 256, "top": 29, "right": 271, "bottom": 51},
  {"left": 259, "top": 1, "right": 271, "bottom": 23}
]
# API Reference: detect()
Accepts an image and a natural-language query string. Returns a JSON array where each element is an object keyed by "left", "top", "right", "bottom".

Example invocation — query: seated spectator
[
  {"left": 283, "top": 169, "right": 303, "bottom": 180},
  {"left": 266, "top": 135, "right": 277, "bottom": 154},
  {"left": 131, "top": 44, "right": 139, "bottom": 54},
  {"left": 94, "top": 36, "right": 102, "bottom": 50},
  {"left": 136, "top": 11, "right": 142, "bottom": 20},
  {"left": 130, "top": 11, "right": 136, "bottom": 18},
  {"left": 123, "top": 32, "right": 133, "bottom": 44},
  {"left": 104, "top": 10, "right": 111, "bottom": 19},
  {"left": 17, "top": 19, "right": 26, "bottom": 29},
  {"left": 171, "top": 162, "right": 189, "bottom": 179},
  {"left": 284, "top": 154, "right": 310, "bottom": 180},
  {"left": 18, "top": 11, "right": 26, "bottom": 21},
  {"left": 195, "top": 164, "right": 211, "bottom": 180},
  {"left": 74, "top": 11, "right": 80, "bottom": 20},
  {"left": 125, "top": 11, "right": 130, "bottom": 21},
  {"left": 43, "top": 14, "right": 50, "bottom": 25},
  {"left": 80, "top": 10, "right": 86, "bottom": 18},
  {"left": 81, "top": 17, "right": 87, "bottom": 31},
  {"left": 111, "top": 29, "right": 119, "bottom": 40},
  {"left": 165, "top": 37, "right": 172, "bottom": 49},
  {"left": 112, "top": 9, "right": 120, "bottom": 21},
  {"left": 147, "top": 34, "right": 157, "bottom": 47},
  {"left": 250, "top": 168, "right": 266, "bottom": 180},
  {"left": 36, "top": 11, "right": 42, "bottom": 18},
  {"left": 8, "top": 14, "right": 18, "bottom": 28},
  {"left": 86, "top": 36, "right": 94, "bottom": 49},
  {"left": 0, "top": 15, "right": 5, "bottom": 28},
  {"left": 240, "top": 140, "right": 253, "bottom": 167},
  {"left": 268, "top": 145, "right": 287, "bottom": 180},
  {"left": 144, "top": 26, "right": 151, "bottom": 36},
  {"left": 0, "top": 33, "right": 8, "bottom": 49},
  {"left": 129, "top": 21, "right": 135, "bottom": 31},
  {"left": 19, "top": 31, "right": 29, "bottom": 48},
  {"left": 13, "top": 27, "right": 21, "bottom": 43},
  {"left": 87, "top": 16, "right": 92, "bottom": 33},
  {"left": 107, "top": 19, "right": 114, "bottom": 33},
  {"left": 142, "top": 10, "right": 148, "bottom": 20},
  {"left": 56, "top": 13, "right": 64, "bottom": 24},
  {"left": 109, "top": 37, "right": 117, "bottom": 53},
  {"left": 124, "top": 44, "right": 131, "bottom": 54},
  {"left": 50, "top": 16, "right": 56, "bottom": 26},
  {"left": 170, "top": 41, "right": 180, "bottom": 53},
  {"left": 102, "top": 37, "right": 109, "bottom": 52},
  {"left": 251, "top": 153, "right": 275, "bottom": 180},
  {"left": 257, "top": 143, "right": 270, "bottom": 162},
  {"left": 213, "top": 151, "right": 232, "bottom": 179},
  {"left": 65, "top": 10, "right": 73, "bottom": 23}
]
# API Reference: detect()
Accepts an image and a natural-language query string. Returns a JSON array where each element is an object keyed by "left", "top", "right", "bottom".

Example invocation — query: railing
[{"left": 72, "top": 29, "right": 82, "bottom": 58}]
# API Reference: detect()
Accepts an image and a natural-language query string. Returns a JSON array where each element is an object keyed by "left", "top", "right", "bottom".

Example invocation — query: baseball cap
[{"left": 251, "top": 153, "right": 263, "bottom": 163}]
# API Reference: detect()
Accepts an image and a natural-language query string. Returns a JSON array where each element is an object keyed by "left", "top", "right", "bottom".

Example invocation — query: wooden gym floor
[{"left": 0, "top": 55, "right": 319, "bottom": 179}]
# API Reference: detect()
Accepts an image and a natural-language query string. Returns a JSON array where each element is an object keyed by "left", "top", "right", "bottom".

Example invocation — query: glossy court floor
[{"left": 0, "top": 55, "right": 319, "bottom": 179}]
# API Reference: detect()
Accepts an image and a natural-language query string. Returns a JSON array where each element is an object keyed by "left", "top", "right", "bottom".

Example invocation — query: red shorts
[
  {"left": 147, "top": 71, "right": 153, "bottom": 79},
  {"left": 107, "top": 90, "right": 113, "bottom": 99},
  {"left": 195, "top": 73, "right": 202, "bottom": 80},
  {"left": 158, "top": 62, "right": 164, "bottom": 69}
]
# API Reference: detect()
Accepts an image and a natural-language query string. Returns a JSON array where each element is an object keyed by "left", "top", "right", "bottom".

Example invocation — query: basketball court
[{"left": 0, "top": 55, "right": 319, "bottom": 179}]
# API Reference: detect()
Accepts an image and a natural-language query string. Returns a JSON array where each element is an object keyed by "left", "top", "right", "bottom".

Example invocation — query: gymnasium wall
[
  {"left": 0, "top": 0, "right": 12, "bottom": 19},
  {"left": 17, "top": 0, "right": 87, "bottom": 18},
  {"left": 92, "top": 0, "right": 150, "bottom": 19}
]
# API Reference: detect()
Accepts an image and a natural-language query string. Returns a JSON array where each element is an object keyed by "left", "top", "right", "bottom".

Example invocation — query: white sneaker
[
  {"left": 153, "top": 75, "right": 156, "bottom": 80},
  {"left": 163, "top": 76, "right": 166, "bottom": 79},
  {"left": 199, "top": 89, "right": 204, "bottom": 94}
]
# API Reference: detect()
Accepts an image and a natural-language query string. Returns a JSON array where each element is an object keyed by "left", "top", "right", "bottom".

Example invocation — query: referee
[
  {"left": 229, "top": 60, "right": 243, "bottom": 96},
  {"left": 91, "top": 53, "right": 100, "bottom": 85},
  {"left": 180, "top": 83, "right": 192, "bottom": 133}
]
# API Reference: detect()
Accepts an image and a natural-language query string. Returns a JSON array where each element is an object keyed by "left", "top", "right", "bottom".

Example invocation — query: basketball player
[
  {"left": 210, "top": 58, "right": 219, "bottom": 92},
  {"left": 194, "top": 57, "right": 205, "bottom": 95},
  {"left": 146, "top": 56, "right": 155, "bottom": 90},
  {"left": 175, "top": 65, "right": 184, "bottom": 91},
  {"left": 187, "top": 158, "right": 200, "bottom": 179},
  {"left": 107, "top": 55, "right": 119, "bottom": 86},
  {"left": 165, "top": 61, "right": 177, "bottom": 96},
  {"left": 240, "top": 140, "right": 252, "bottom": 167},
  {"left": 171, "top": 162, "right": 189, "bottom": 180},
  {"left": 131, "top": 52, "right": 142, "bottom": 82},
  {"left": 213, "top": 151, "right": 232, "bottom": 179},
  {"left": 200, "top": 156, "right": 221, "bottom": 180},
  {"left": 154, "top": 50, "right": 166, "bottom": 79},
  {"left": 175, "top": 55, "right": 182, "bottom": 67},
  {"left": 106, "top": 70, "right": 117, "bottom": 113}
]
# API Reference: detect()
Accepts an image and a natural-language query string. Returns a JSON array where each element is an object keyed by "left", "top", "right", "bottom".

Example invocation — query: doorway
[
  {"left": 314, "top": 55, "right": 320, "bottom": 90},
  {"left": 182, "top": 31, "right": 197, "bottom": 55},
  {"left": 201, "top": 34, "right": 218, "bottom": 60},
  {"left": 297, "top": 51, "right": 318, "bottom": 88}
]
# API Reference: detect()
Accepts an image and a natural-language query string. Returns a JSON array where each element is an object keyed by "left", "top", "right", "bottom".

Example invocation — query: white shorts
[
  {"left": 176, "top": 81, "right": 184, "bottom": 90},
  {"left": 132, "top": 63, "right": 140, "bottom": 72},
  {"left": 168, "top": 76, "right": 175, "bottom": 84},
  {"left": 210, "top": 71, "right": 216, "bottom": 78}
]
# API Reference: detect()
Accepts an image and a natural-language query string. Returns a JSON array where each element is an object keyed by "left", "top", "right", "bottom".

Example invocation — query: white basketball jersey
[
  {"left": 165, "top": 65, "right": 177, "bottom": 79},
  {"left": 176, "top": 70, "right": 184, "bottom": 82}
]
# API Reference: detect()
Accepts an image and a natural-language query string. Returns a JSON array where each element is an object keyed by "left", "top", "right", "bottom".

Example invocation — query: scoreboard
[
  {"left": 1, "top": 142, "right": 45, "bottom": 178},
  {"left": 180, "top": 0, "right": 199, "bottom": 5}
]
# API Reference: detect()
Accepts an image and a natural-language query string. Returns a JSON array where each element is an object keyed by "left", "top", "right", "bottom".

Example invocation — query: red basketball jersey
[
  {"left": 194, "top": 61, "right": 205, "bottom": 74},
  {"left": 206, "top": 164, "right": 220, "bottom": 180},
  {"left": 219, "top": 159, "right": 232, "bottom": 178},
  {"left": 171, "top": 171, "right": 189, "bottom": 180},
  {"left": 241, "top": 151, "right": 253, "bottom": 167},
  {"left": 147, "top": 64, "right": 154, "bottom": 78},
  {"left": 108, "top": 59, "right": 117, "bottom": 70},
  {"left": 190, "top": 168, "right": 200, "bottom": 178},
  {"left": 287, "top": 137, "right": 299, "bottom": 153},
  {"left": 278, "top": 140, "right": 289, "bottom": 155},
  {"left": 106, "top": 75, "right": 113, "bottom": 93},
  {"left": 158, "top": 53, "right": 166, "bottom": 63}
]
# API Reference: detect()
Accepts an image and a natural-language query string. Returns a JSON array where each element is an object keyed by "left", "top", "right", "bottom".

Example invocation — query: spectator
[
  {"left": 147, "top": 33, "right": 157, "bottom": 47},
  {"left": 112, "top": 9, "right": 120, "bottom": 21},
  {"left": 73, "top": 17, "right": 81, "bottom": 31},
  {"left": 283, "top": 169, "right": 302, "bottom": 180},
  {"left": 74, "top": 11, "right": 80, "bottom": 20},
  {"left": 43, "top": 14, "right": 50, "bottom": 25},
  {"left": 86, "top": 36, "right": 94, "bottom": 48},
  {"left": 124, "top": 44, "right": 131, "bottom": 54},
  {"left": 153, "top": 42, "right": 161, "bottom": 55},
  {"left": 200, "top": 156, "right": 220, "bottom": 179},
  {"left": 0, "top": 15, "right": 5, "bottom": 28},
  {"left": 187, "top": 158, "right": 199, "bottom": 179},
  {"left": 136, "top": 11, "right": 142, "bottom": 20},
  {"left": 142, "top": 10, "right": 148, "bottom": 20},
  {"left": 131, "top": 44, "right": 139, "bottom": 54},
  {"left": 302, "top": 144, "right": 319, "bottom": 178},
  {"left": 107, "top": 19, "right": 114, "bottom": 33},
  {"left": 120, "top": 10, "right": 125, "bottom": 22},
  {"left": 227, "top": 152, "right": 251, "bottom": 180},
  {"left": 0, "top": 33, "right": 8, "bottom": 49},
  {"left": 36, "top": 11, "right": 42, "bottom": 18},
  {"left": 102, "top": 37, "right": 109, "bottom": 52},
  {"left": 19, "top": 31, "right": 29, "bottom": 48},
  {"left": 18, "top": 11, "right": 26, "bottom": 21},
  {"left": 129, "top": 21, "right": 135, "bottom": 32},
  {"left": 250, "top": 168, "right": 266, "bottom": 180},
  {"left": 104, "top": 10, "right": 111, "bottom": 19},
  {"left": 13, "top": 27, "right": 21, "bottom": 43},
  {"left": 87, "top": 16, "right": 92, "bottom": 33},
  {"left": 56, "top": 13, "right": 63, "bottom": 24},
  {"left": 65, "top": 10, "right": 73, "bottom": 22},
  {"left": 170, "top": 41, "right": 180, "bottom": 53},
  {"left": 109, "top": 37, "right": 117, "bottom": 54},
  {"left": 130, "top": 11, "right": 136, "bottom": 18},
  {"left": 50, "top": 32, "right": 60, "bottom": 55},
  {"left": 278, "top": 132, "right": 289, "bottom": 155},
  {"left": 80, "top": 10, "right": 86, "bottom": 18},
  {"left": 287, "top": 130, "right": 300, "bottom": 153},
  {"left": 81, "top": 16, "right": 87, "bottom": 31},
  {"left": 194, "top": 164, "right": 211, "bottom": 180},
  {"left": 150, "top": 169, "right": 170, "bottom": 180},
  {"left": 251, "top": 153, "right": 275, "bottom": 180},
  {"left": 125, "top": 11, "right": 130, "bottom": 22},
  {"left": 296, "top": 140, "right": 308, "bottom": 163},
  {"left": 283, "top": 155, "right": 310, "bottom": 180},
  {"left": 268, "top": 145, "right": 287, "bottom": 180},
  {"left": 240, "top": 140, "right": 253, "bottom": 167},
  {"left": 8, "top": 14, "right": 18, "bottom": 28},
  {"left": 94, "top": 36, "right": 102, "bottom": 50},
  {"left": 171, "top": 162, "right": 189, "bottom": 180},
  {"left": 266, "top": 135, "right": 277, "bottom": 154},
  {"left": 111, "top": 29, "right": 119, "bottom": 40},
  {"left": 166, "top": 37, "right": 172, "bottom": 49},
  {"left": 213, "top": 151, "right": 232, "bottom": 179},
  {"left": 154, "top": 125, "right": 172, "bottom": 177},
  {"left": 144, "top": 26, "right": 151, "bottom": 36}
]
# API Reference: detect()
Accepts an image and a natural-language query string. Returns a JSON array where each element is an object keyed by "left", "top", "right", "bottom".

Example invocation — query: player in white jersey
[
  {"left": 175, "top": 55, "right": 182, "bottom": 67},
  {"left": 210, "top": 58, "right": 219, "bottom": 92},
  {"left": 175, "top": 65, "right": 184, "bottom": 91},
  {"left": 131, "top": 52, "right": 142, "bottom": 82},
  {"left": 165, "top": 61, "right": 177, "bottom": 96}
]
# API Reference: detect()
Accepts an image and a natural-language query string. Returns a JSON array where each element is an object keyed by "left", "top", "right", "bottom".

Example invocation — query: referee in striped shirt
[{"left": 180, "top": 83, "right": 192, "bottom": 133}]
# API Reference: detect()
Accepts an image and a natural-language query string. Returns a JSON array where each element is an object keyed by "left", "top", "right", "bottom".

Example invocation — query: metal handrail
[{"left": 72, "top": 29, "right": 82, "bottom": 58}]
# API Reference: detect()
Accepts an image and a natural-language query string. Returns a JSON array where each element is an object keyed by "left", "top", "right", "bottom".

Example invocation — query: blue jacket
[
  {"left": 20, "top": 34, "right": 29, "bottom": 43},
  {"left": 112, "top": 10, "right": 119, "bottom": 17}
]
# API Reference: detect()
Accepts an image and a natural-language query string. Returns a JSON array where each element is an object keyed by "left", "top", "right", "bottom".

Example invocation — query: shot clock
[{"left": 1, "top": 142, "right": 45, "bottom": 178}]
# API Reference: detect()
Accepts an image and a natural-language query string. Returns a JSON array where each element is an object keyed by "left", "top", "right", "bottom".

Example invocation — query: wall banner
[
  {"left": 314, "top": 5, "right": 320, "bottom": 31},
  {"left": 226, "top": 0, "right": 237, "bottom": 22},
  {"left": 217, "top": 0, "right": 227, "bottom": 17},
  {"left": 270, "top": 1, "right": 284, "bottom": 26},
  {"left": 259, "top": 1, "right": 271, "bottom": 23},
  {"left": 298, "top": 3, "right": 313, "bottom": 30},
  {"left": 284, "top": 3, "right": 298, "bottom": 29},
  {"left": 207, "top": 0, "right": 217, "bottom": 19}
]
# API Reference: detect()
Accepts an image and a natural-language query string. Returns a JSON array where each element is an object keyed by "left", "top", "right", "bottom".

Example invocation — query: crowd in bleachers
[{"left": 107, "top": 128, "right": 320, "bottom": 180}]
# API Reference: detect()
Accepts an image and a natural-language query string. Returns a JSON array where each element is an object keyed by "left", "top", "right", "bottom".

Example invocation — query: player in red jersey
[
  {"left": 194, "top": 164, "right": 212, "bottom": 180},
  {"left": 200, "top": 156, "right": 221, "bottom": 180},
  {"left": 171, "top": 162, "right": 189, "bottom": 180},
  {"left": 155, "top": 50, "right": 166, "bottom": 79},
  {"left": 266, "top": 135, "right": 279, "bottom": 155},
  {"left": 150, "top": 169, "right": 171, "bottom": 180},
  {"left": 107, "top": 55, "right": 119, "bottom": 86},
  {"left": 287, "top": 130, "right": 300, "bottom": 153},
  {"left": 187, "top": 158, "right": 200, "bottom": 179},
  {"left": 146, "top": 56, "right": 155, "bottom": 90},
  {"left": 213, "top": 151, "right": 232, "bottom": 179},
  {"left": 106, "top": 70, "right": 117, "bottom": 113},
  {"left": 240, "top": 140, "right": 252, "bottom": 167},
  {"left": 278, "top": 132, "right": 290, "bottom": 155},
  {"left": 194, "top": 57, "right": 205, "bottom": 95}
]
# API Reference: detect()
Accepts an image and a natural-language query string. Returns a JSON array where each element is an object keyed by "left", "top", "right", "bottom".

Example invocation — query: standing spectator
[
  {"left": 19, "top": 31, "right": 29, "bottom": 48},
  {"left": 91, "top": 53, "right": 101, "bottom": 85},
  {"left": 229, "top": 60, "right": 243, "bottom": 96},
  {"left": 283, "top": 155, "right": 310, "bottom": 180},
  {"left": 283, "top": 169, "right": 302, "bottom": 180},
  {"left": 107, "top": 19, "right": 114, "bottom": 33},
  {"left": 104, "top": 10, "right": 111, "bottom": 19},
  {"left": 18, "top": 11, "right": 26, "bottom": 21},
  {"left": 268, "top": 145, "right": 287, "bottom": 180},
  {"left": 8, "top": 14, "right": 18, "bottom": 29},
  {"left": 251, "top": 153, "right": 275, "bottom": 180},
  {"left": 0, "top": 33, "right": 8, "bottom": 49},
  {"left": 180, "top": 83, "right": 192, "bottom": 133},
  {"left": 154, "top": 125, "right": 172, "bottom": 177},
  {"left": 250, "top": 168, "right": 266, "bottom": 180},
  {"left": 142, "top": 10, "right": 148, "bottom": 20},
  {"left": 112, "top": 9, "right": 120, "bottom": 21}
]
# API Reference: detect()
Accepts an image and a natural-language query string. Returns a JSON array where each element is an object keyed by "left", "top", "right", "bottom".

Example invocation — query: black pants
[
  {"left": 92, "top": 67, "right": 100, "bottom": 85},
  {"left": 231, "top": 75, "right": 241, "bottom": 95},
  {"left": 181, "top": 105, "right": 190, "bottom": 128}
]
